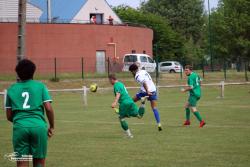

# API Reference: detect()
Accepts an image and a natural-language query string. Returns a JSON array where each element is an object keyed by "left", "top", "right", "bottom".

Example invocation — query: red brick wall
[{"left": 0, "top": 23, "right": 153, "bottom": 73}]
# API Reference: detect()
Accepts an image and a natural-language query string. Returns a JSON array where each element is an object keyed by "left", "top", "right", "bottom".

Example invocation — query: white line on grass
[
  {"left": 55, "top": 119, "right": 250, "bottom": 129},
  {"left": 56, "top": 119, "right": 145, "bottom": 125}
]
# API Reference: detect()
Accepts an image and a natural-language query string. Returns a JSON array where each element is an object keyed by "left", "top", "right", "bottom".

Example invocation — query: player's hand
[
  {"left": 111, "top": 102, "right": 117, "bottom": 108},
  {"left": 48, "top": 128, "right": 54, "bottom": 138},
  {"left": 147, "top": 92, "right": 153, "bottom": 96}
]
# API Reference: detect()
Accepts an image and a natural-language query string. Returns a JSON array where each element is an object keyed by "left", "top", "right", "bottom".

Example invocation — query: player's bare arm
[
  {"left": 182, "top": 86, "right": 193, "bottom": 92},
  {"left": 6, "top": 108, "right": 13, "bottom": 122},
  {"left": 44, "top": 102, "right": 55, "bottom": 138},
  {"left": 112, "top": 92, "right": 120, "bottom": 108}
]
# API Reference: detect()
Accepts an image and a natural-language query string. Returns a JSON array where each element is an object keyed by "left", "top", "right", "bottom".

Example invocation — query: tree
[
  {"left": 210, "top": 0, "right": 250, "bottom": 71},
  {"left": 141, "top": 0, "right": 205, "bottom": 44},
  {"left": 114, "top": 5, "right": 184, "bottom": 61}
]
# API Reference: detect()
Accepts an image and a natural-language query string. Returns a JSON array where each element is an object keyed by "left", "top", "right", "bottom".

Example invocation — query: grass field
[{"left": 0, "top": 85, "right": 250, "bottom": 167}]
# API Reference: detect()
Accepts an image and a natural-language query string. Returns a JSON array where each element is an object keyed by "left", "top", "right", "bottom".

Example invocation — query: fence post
[
  {"left": 223, "top": 58, "right": 227, "bottom": 81},
  {"left": 83, "top": 86, "right": 87, "bottom": 106},
  {"left": 244, "top": 60, "right": 249, "bottom": 81},
  {"left": 54, "top": 57, "right": 57, "bottom": 80},
  {"left": 154, "top": 44, "right": 159, "bottom": 94},
  {"left": 180, "top": 65, "right": 183, "bottom": 79},
  {"left": 81, "top": 57, "right": 84, "bottom": 79},
  {"left": 3, "top": 89, "right": 7, "bottom": 109},
  {"left": 202, "top": 58, "right": 205, "bottom": 79},
  {"left": 220, "top": 81, "right": 225, "bottom": 98},
  {"left": 107, "top": 57, "right": 110, "bottom": 77}
]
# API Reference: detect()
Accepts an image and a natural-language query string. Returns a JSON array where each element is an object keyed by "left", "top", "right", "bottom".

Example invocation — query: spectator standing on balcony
[
  {"left": 108, "top": 15, "right": 113, "bottom": 25},
  {"left": 90, "top": 16, "right": 96, "bottom": 24}
]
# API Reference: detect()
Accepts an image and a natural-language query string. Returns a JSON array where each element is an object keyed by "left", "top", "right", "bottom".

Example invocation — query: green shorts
[
  {"left": 188, "top": 95, "right": 200, "bottom": 107},
  {"left": 119, "top": 101, "right": 139, "bottom": 118},
  {"left": 13, "top": 125, "right": 48, "bottom": 159}
]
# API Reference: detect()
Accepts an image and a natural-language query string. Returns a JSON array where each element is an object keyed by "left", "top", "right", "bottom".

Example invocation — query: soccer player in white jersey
[{"left": 129, "top": 63, "right": 162, "bottom": 131}]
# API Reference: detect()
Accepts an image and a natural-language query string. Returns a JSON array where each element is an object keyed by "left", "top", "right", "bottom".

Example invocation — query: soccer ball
[{"left": 89, "top": 83, "right": 98, "bottom": 92}]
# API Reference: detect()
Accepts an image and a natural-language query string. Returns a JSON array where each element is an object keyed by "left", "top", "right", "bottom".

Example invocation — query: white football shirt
[{"left": 135, "top": 70, "right": 156, "bottom": 93}]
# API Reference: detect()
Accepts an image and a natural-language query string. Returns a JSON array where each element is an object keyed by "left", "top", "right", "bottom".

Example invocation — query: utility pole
[
  {"left": 208, "top": 0, "right": 213, "bottom": 71},
  {"left": 47, "top": 0, "right": 52, "bottom": 23},
  {"left": 17, "top": 0, "right": 27, "bottom": 62}
]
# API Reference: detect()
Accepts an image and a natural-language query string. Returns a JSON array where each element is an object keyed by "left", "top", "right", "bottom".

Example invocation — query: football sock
[
  {"left": 125, "top": 129, "right": 133, "bottom": 137},
  {"left": 120, "top": 119, "right": 129, "bottom": 131},
  {"left": 193, "top": 111, "right": 203, "bottom": 122},
  {"left": 138, "top": 106, "right": 145, "bottom": 117},
  {"left": 185, "top": 108, "right": 191, "bottom": 121},
  {"left": 153, "top": 108, "right": 160, "bottom": 124}
]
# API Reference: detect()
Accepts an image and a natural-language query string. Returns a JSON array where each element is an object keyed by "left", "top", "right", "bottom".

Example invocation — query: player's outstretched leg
[
  {"left": 119, "top": 117, "right": 133, "bottom": 138},
  {"left": 150, "top": 100, "right": 162, "bottom": 131}
]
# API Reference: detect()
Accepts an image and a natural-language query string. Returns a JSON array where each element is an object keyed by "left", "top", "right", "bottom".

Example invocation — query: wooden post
[
  {"left": 81, "top": 57, "right": 84, "bottom": 79},
  {"left": 17, "top": 0, "right": 27, "bottom": 62},
  {"left": 83, "top": 86, "right": 87, "bottom": 106},
  {"left": 220, "top": 81, "right": 225, "bottom": 98},
  {"left": 3, "top": 89, "right": 7, "bottom": 109}
]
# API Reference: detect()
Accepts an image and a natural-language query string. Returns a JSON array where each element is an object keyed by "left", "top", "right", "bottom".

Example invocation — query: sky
[
  {"left": 106, "top": 0, "right": 219, "bottom": 10},
  {"left": 28, "top": 0, "right": 219, "bottom": 21}
]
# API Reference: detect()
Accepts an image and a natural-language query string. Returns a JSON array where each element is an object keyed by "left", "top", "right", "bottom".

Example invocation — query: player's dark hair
[
  {"left": 129, "top": 63, "right": 138, "bottom": 72},
  {"left": 15, "top": 59, "right": 36, "bottom": 81},
  {"left": 108, "top": 74, "right": 117, "bottom": 80},
  {"left": 185, "top": 65, "right": 193, "bottom": 71}
]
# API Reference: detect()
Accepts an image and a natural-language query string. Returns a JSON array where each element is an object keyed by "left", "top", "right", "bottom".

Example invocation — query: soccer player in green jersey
[
  {"left": 5, "top": 59, "right": 55, "bottom": 167},
  {"left": 181, "top": 65, "right": 206, "bottom": 128},
  {"left": 109, "top": 74, "right": 145, "bottom": 138}
]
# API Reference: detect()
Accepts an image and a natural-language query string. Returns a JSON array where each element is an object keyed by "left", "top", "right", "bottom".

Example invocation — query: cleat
[
  {"left": 128, "top": 134, "right": 134, "bottom": 138},
  {"left": 138, "top": 107, "right": 145, "bottom": 118},
  {"left": 199, "top": 120, "right": 206, "bottom": 128},
  {"left": 183, "top": 120, "right": 191, "bottom": 126},
  {"left": 124, "top": 133, "right": 134, "bottom": 138},
  {"left": 158, "top": 124, "right": 162, "bottom": 131},
  {"left": 125, "top": 129, "right": 133, "bottom": 138}
]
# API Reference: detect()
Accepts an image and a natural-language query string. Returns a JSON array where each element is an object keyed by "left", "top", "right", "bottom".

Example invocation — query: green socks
[
  {"left": 185, "top": 108, "right": 191, "bottom": 120},
  {"left": 120, "top": 119, "right": 129, "bottom": 131},
  {"left": 138, "top": 106, "right": 145, "bottom": 117},
  {"left": 193, "top": 111, "right": 203, "bottom": 122}
]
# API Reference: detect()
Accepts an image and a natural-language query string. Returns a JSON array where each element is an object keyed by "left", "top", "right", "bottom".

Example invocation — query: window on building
[{"left": 90, "top": 13, "right": 103, "bottom": 24}]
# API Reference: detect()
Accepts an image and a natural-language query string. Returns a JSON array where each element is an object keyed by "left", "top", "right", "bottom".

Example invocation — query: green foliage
[
  {"left": 141, "top": 0, "right": 206, "bottom": 65},
  {"left": 113, "top": 5, "right": 184, "bottom": 61},
  {"left": 141, "top": 0, "right": 205, "bottom": 44},
  {"left": 208, "top": 0, "right": 250, "bottom": 71}
]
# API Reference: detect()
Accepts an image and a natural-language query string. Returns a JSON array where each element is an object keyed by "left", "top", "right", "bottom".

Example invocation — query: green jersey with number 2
[
  {"left": 187, "top": 72, "right": 201, "bottom": 97},
  {"left": 5, "top": 80, "right": 52, "bottom": 127}
]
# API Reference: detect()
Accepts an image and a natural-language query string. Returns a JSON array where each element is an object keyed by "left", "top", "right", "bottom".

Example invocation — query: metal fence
[{"left": 0, "top": 17, "right": 147, "bottom": 28}]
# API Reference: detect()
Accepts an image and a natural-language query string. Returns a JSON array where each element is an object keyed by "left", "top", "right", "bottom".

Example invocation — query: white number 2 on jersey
[{"left": 22, "top": 92, "right": 30, "bottom": 109}]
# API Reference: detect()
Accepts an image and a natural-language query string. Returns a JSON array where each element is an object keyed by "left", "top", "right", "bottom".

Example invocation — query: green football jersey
[
  {"left": 113, "top": 81, "right": 133, "bottom": 104},
  {"left": 187, "top": 72, "right": 201, "bottom": 97},
  {"left": 5, "top": 80, "right": 52, "bottom": 127}
]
